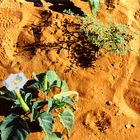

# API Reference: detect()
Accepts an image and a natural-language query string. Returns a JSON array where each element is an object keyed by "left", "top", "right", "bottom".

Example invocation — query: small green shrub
[
  {"left": 0, "top": 71, "right": 78, "bottom": 140},
  {"left": 79, "top": 16, "right": 135, "bottom": 55},
  {"left": 63, "top": 9, "right": 76, "bottom": 16}
]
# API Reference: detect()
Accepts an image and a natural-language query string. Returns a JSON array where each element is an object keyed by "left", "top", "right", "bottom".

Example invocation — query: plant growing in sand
[
  {"left": 0, "top": 71, "right": 78, "bottom": 140},
  {"left": 63, "top": 9, "right": 76, "bottom": 16},
  {"left": 88, "top": 0, "right": 100, "bottom": 14},
  {"left": 79, "top": 16, "right": 135, "bottom": 55}
]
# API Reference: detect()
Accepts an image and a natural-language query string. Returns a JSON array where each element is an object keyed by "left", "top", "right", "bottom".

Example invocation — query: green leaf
[
  {"left": 0, "top": 89, "right": 16, "bottom": 101},
  {"left": 28, "top": 72, "right": 48, "bottom": 92},
  {"left": 38, "top": 112, "right": 53, "bottom": 135},
  {"left": 47, "top": 98, "right": 53, "bottom": 112},
  {"left": 32, "top": 101, "right": 46, "bottom": 109},
  {"left": 47, "top": 71, "right": 61, "bottom": 88},
  {"left": 58, "top": 109, "right": 74, "bottom": 136},
  {"left": 47, "top": 98, "right": 66, "bottom": 112},
  {"left": 60, "top": 81, "right": 69, "bottom": 92},
  {"left": 0, "top": 114, "right": 29, "bottom": 140},
  {"left": 61, "top": 97, "right": 76, "bottom": 109},
  {"left": 31, "top": 108, "right": 39, "bottom": 122},
  {"left": 47, "top": 97, "right": 76, "bottom": 112},
  {"left": 24, "top": 93, "right": 32, "bottom": 105},
  {"left": 44, "top": 132, "right": 61, "bottom": 140},
  {"left": 31, "top": 101, "right": 46, "bottom": 122},
  {"left": 28, "top": 81, "right": 41, "bottom": 90},
  {"left": 28, "top": 71, "right": 66, "bottom": 92}
]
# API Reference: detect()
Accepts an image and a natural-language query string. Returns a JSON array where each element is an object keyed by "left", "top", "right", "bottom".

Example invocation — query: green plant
[
  {"left": 79, "top": 16, "right": 135, "bottom": 55},
  {"left": 88, "top": 0, "right": 100, "bottom": 14},
  {"left": 0, "top": 71, "right": 78, "bottom": 140},
  {"left": 63, "top": 9, "right": 76, "bottom": 16}
]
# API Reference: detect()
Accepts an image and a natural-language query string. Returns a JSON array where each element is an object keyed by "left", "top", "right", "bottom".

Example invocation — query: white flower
[{"left": 3, "top": 73, "right": 28, "bottom": 91}]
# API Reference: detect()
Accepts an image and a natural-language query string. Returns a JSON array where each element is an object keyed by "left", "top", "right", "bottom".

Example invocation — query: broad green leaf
[
  {"left": 54, "top": 91, "right": 79, "bottom": 101},
  {"left": 60, "top": 81, "right": 69, "bottom": 92},
  {"left": 28, "top": 72, "right": 48, "bottom": 92},
  {"left": 0, "top": 114, "right": 29, "bottom": 140},
  {"left": 32, "top": 101, "right": 46, "bottom": 109},
  {"left": 58, "top": 109, "right": 74, "bottom": 136},
  {"left": 36, "top": 73, "right": 48, "bottom": 91},
  {"left": 61, "top": 97, "right": 76, "bottom": 109},
  {"left": 28, "top": 81, "right": 41, "bottom": 90},
  {"left": 31, "top": 101, "right": 46, "bottom": 122},
  {"left": 31, "top": 108, "right": 39, "bottom": 122},
  {"left": 29, "top": 71, "right": 66, "bottom": 92},
  {"left": 47, "top": 97, "right": 75, "bottom": 112},
  {"left": 47, "top": 71, "right": 61, "bottom": 88},
  {"left": 24, "top": 93, "right": 32, "bottom": 105},
  {"left": 38, "top": 112, "right": 53, "bottom": 135},
  {"left": 47, "top": 98, "right": 53, "bottom": 112},
  {"left": 0, "top": 89, "right": 16, "bottom": 101},
  {"left": 44, "top": 132, "right": 61, "bottom": 140},
  {"left": 47, "top": 98, "right": 65, "bottom": 112}
]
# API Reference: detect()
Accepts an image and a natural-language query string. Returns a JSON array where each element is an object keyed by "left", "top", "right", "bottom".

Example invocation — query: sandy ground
[{"left": 0, "top": 0, "right": 140, "bottom": 140}]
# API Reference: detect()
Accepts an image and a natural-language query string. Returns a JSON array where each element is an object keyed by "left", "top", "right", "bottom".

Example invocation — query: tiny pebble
[
  {"left": 125, "top": 124, "right": 131, "bottom": 129},
  {"left": 106, "top": 101, "right": 113, "bottom": 106},
  {"left": 115, "top": 110, "right": 122, "bottom": 116}
]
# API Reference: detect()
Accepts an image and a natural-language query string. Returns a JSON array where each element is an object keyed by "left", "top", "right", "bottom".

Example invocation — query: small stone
[
  {"left": 125, "top": 124, "right": 131, "bottom": 129},
  {"left": 106, "top": 101, "right": 113, "bottom": 106},
  {"left": 115, "top": 110, "right": 122, "bottom": 116}
]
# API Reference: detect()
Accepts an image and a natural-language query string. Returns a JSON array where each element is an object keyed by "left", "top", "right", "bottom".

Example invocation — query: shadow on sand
[{"left": 26, "top": 0, "right": 84, "bottom": 16}]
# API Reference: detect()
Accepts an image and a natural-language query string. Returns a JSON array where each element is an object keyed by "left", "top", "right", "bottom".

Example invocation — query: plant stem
[
  {"left": 43, "top": 73, "right": 48, "bottom": 92},
  {"left": 14, "top": 89, "right": 30, "bottom": 112}
]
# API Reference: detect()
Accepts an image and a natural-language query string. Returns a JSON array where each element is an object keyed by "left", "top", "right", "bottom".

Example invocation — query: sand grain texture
[{"left": 0, "top": 0, "right": 140, "bottom": 140}]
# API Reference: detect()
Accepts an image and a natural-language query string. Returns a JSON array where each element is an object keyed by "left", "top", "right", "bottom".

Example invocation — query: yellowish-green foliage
[{"left": 79, "top": 16, "right": 135, "bottom": 55}]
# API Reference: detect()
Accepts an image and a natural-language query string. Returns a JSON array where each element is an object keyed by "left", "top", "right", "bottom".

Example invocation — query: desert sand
[{"left": 0, "top": 0, "right": 140, "bottom": 140}]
